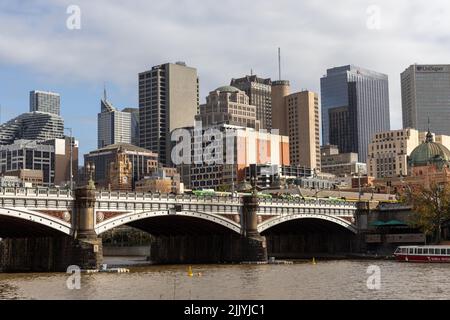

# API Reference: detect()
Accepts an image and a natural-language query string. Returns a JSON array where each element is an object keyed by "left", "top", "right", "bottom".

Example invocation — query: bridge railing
[
  {"left": 95, "top": 191, "right": 242, "bottom": 204},
  {"left": 0, "top": 187, "right": 73, "bottom": 198},
  {"left": 93, "top": 191, "right": 358, "bottom": 209},
  {"left": 258, "top": 197, "right": 356, "bottom": 208}
]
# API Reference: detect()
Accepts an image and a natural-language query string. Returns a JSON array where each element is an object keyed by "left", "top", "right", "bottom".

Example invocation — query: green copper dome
[
  {"left": 215, "top": 85, "right": 240, "bottom": 93},
  {"left": 409, "top": 131, "right": 450, "bottom": 167}
]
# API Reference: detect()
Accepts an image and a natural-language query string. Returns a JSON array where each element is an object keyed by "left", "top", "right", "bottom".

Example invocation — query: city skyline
[{"left": 2, "top": 1, "right": 450, "bottom": 158}]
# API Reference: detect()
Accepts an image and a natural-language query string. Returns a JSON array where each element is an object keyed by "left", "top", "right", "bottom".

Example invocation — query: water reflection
[{"left": 1, "top": 260, "right": 450, "bottom": 300}]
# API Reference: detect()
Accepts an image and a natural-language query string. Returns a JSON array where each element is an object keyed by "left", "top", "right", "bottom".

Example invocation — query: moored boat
[{"left": 394, "top": 246, "right": 450, "bottom": 263}]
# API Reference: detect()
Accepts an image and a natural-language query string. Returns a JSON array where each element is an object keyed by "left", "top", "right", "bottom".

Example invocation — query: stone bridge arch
[
  {"left": 257, "top": 213, "right": 357, "bottom": 234},
  {"left": 0, "top": 207, "right": 72, "bottom": 237},
  {"left": 95, "top": 209, "right": 242, "bottom": 235}
]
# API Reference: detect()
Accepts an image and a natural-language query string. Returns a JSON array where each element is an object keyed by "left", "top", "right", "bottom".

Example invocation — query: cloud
[{"left": 1, "top": 0, "right": 450, "bottom": 130}]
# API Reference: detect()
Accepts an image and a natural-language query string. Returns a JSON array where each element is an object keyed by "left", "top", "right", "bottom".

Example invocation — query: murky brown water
[{"left": 1, "top": 260, "right": 449, "bottom": 300}]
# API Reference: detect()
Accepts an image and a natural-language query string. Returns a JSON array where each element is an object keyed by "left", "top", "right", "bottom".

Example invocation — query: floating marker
[
  {"left": 312, "top": 257, "right": 317, "bottom": 265},
  {"left": 188, "top": 266, "right": 194, "bottom": 277}
]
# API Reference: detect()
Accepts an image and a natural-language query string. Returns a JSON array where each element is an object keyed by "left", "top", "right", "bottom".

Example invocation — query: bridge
[{"left": 0, "top": 184, "right": 360, "bottom": 272}]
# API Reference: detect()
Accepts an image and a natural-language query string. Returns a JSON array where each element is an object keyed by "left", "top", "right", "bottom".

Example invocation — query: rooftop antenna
[
  {"left": 103, "top": 82, "right": 107, "bottom": 102},
  {"left": 278, "top": 47, "right": 281, "bottom": 81}
]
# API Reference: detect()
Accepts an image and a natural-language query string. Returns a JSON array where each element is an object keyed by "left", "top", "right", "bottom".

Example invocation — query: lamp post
[
  {"left": 358, "top": 165, "right": 362, "bottom": 202},
  {"left": 64, "top": 128, "right": 73, "bottom": 190},
  {"left": 85, "top": 162, "right": 96, "bottom": 187}
]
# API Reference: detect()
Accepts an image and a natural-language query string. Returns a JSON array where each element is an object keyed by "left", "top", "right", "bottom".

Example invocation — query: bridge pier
[
  {"left": 241, "top": 194, "right": 268, "bottom": 262},
  {"left": 148, "top": 194, "right": 268, "bottom": 264},
  {"left": 0, "top": 182, "right": 103, "bottom": 272},
  {"left": 71, "top": 180, "right": 103, "bottom": 270}
]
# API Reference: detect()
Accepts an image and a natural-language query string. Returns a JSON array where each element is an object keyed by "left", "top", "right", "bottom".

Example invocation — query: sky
[{"left": 1, "top": 0, "right": 450, "bottom": 160}]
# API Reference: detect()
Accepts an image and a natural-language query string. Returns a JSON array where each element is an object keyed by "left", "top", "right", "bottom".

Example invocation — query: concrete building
[
  {"left": 29, "top": 90, "right": 60, "bottom": 115},
  {"left": 174, "top": 124, "right": 290, "bottom": 190},
  {"left": 271, "top": 80, "right": 290, "bottom": 136},
  {"left": 5, "top": 170, "right": 44, "bottom": 187},
  {"left": 98, "top": 97, "right": 139, "bottom": 148},
  {"left": 321, "top": 145, "right": 366, "bottom": 177},
  {"left": 135, "top": 167, "right": 181, "bottom": 194},
  {"left": 320, "top": 65, "right": 390, "bottom": 162},
  {"left": 138, "top": 62, "right": 199, "bottom": 165},
  {"left": 270, "top": 81, "right": 320, "bottom": 171},
  {"left": 0, "top": 112, "right": 64, "bottom": 145},
  {"left": 373, "top": 131, "right": 450, "bottom": 193},
  {"left": 230, "top": 75, "right": 272, "bottom": 130},
  {"left": 84, "top": 143, "right": 159, "bottom": 190},
  {"left": 0, "top": 138, "right": 78, "bottom": 187},
  {"left": 196, "top": 86, "right": 260, "bottom": 130},
  {"left": 367, "top": 128, "right": 450, "bottom": 179},
  {"left": 244, "top": 163, "right": 313, "bottom": 189},
  {"left": 286, "top": 91, "right": 321, "bottom": 171},
  {"left": 401, "top": 64, "right": 450, "bottom": 136}
]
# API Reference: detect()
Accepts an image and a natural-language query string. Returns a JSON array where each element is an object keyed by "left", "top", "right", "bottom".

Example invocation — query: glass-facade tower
[{"left": 320, "top": 65, "right": 390, "bottom": 162}]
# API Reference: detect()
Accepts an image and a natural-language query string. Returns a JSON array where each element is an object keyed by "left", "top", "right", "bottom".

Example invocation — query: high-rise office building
[
  {"left": 320, "top": 65, "right": 390, "bottom": 162},
  {"left": 271, "top": 82, "right": 321, "bottom": 171},
  {"left": 286, "top": 91, "right": 321, "bottom": 171},
  {"left": 401, "top": 64, "right": 450, "bottom": 136},
  {"left": 230, "top": 75, "right": 272, "bottom": 130},
  {"left": 29, "top": 90, "right": 60, "bottom": 115},
  {"left": 138, "top": 62, "right": 199, "bottom": 165},
  {"left": 196, "top": 86, "right": 260, "bottom": 129},
  {"left": 0, "top": 111, "right": 64, "bottom": 145},
  {"left": 98, "top": 96, "right": 139, "bottom": 148},
  {"left": 0, "top": 138, "right": 78, "bottom": 187}
]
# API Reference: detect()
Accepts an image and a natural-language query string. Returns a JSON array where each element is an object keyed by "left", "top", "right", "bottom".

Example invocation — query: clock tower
[{"left": 108, "top": 146, "right": 133, "bottom": 191}]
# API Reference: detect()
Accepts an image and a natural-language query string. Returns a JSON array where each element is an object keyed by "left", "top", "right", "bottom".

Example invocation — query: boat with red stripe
[{"left": 394, "top": 246, "right": 450, "bottom": 263}]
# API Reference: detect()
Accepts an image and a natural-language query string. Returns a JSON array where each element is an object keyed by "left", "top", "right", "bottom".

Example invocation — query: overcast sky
[{"left": 1, "top": 0, "right": 450, "bottom": 157}]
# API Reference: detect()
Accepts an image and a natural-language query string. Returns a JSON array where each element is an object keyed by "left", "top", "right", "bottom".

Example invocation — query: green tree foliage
[{"left": 405, "top": 182, "right": 450, "bottom": 244}]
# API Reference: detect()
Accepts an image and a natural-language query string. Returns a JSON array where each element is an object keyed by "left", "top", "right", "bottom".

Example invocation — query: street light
[
  {"left": 86, "top": 162, "right": 96, "bottom": 184},
  {"left": 64, "top": 128, "right": 73, "bottom": 190}
]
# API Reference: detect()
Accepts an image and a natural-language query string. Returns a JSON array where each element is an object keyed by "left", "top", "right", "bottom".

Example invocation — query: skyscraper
[
  {"left": 138, "top": 62, "right": 199, "bottom": 165},
  {"left": 271, "top": 81, "right": 321, "bottom": 171},
  {"left": 29, "top": 90, "right": 61, "bottom": 115},
  {"left": 97, "top": 95, "right": 139, "bottom": 148},
  {"left": 0, "top": 111, "right": 64, "bottom": 145},
  {"left": 320, "top": 65, "right": 390, "bottom": 162},
  {"left": 230, "top": 75, "right": 272, "bottom": 130},
  {"left": 286, "top": 91, "right": 321, "bottom": 171},
  {"left": 401, "top": 64, "right": 450, "bottom": 136}
]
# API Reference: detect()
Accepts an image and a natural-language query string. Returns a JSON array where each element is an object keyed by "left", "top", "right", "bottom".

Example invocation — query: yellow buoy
[
  {"left": 312, "top": 257, "right": 317, "bottom": 265},
  {"left": 188, "top": 266, "right": 194, "bottom": 277}
]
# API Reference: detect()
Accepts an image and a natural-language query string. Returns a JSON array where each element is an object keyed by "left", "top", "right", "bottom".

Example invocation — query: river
[{"left": 1, "top": 258, "right": 449, "bottom": 300}]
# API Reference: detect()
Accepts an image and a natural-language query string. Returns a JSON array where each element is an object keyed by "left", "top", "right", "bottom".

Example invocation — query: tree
[{"left": 405, "top": 182, "right": 450, "bottom": 244}]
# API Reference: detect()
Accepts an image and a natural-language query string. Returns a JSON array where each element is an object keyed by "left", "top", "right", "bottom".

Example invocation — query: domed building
[{"left": 407, "top": 131, "right": 450, "bottom": 188}]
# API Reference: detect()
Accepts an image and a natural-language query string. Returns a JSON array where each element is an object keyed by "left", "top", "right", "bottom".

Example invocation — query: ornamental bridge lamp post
[{"left": 73, "top": 162, "right": 97, "bottom": 240}]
